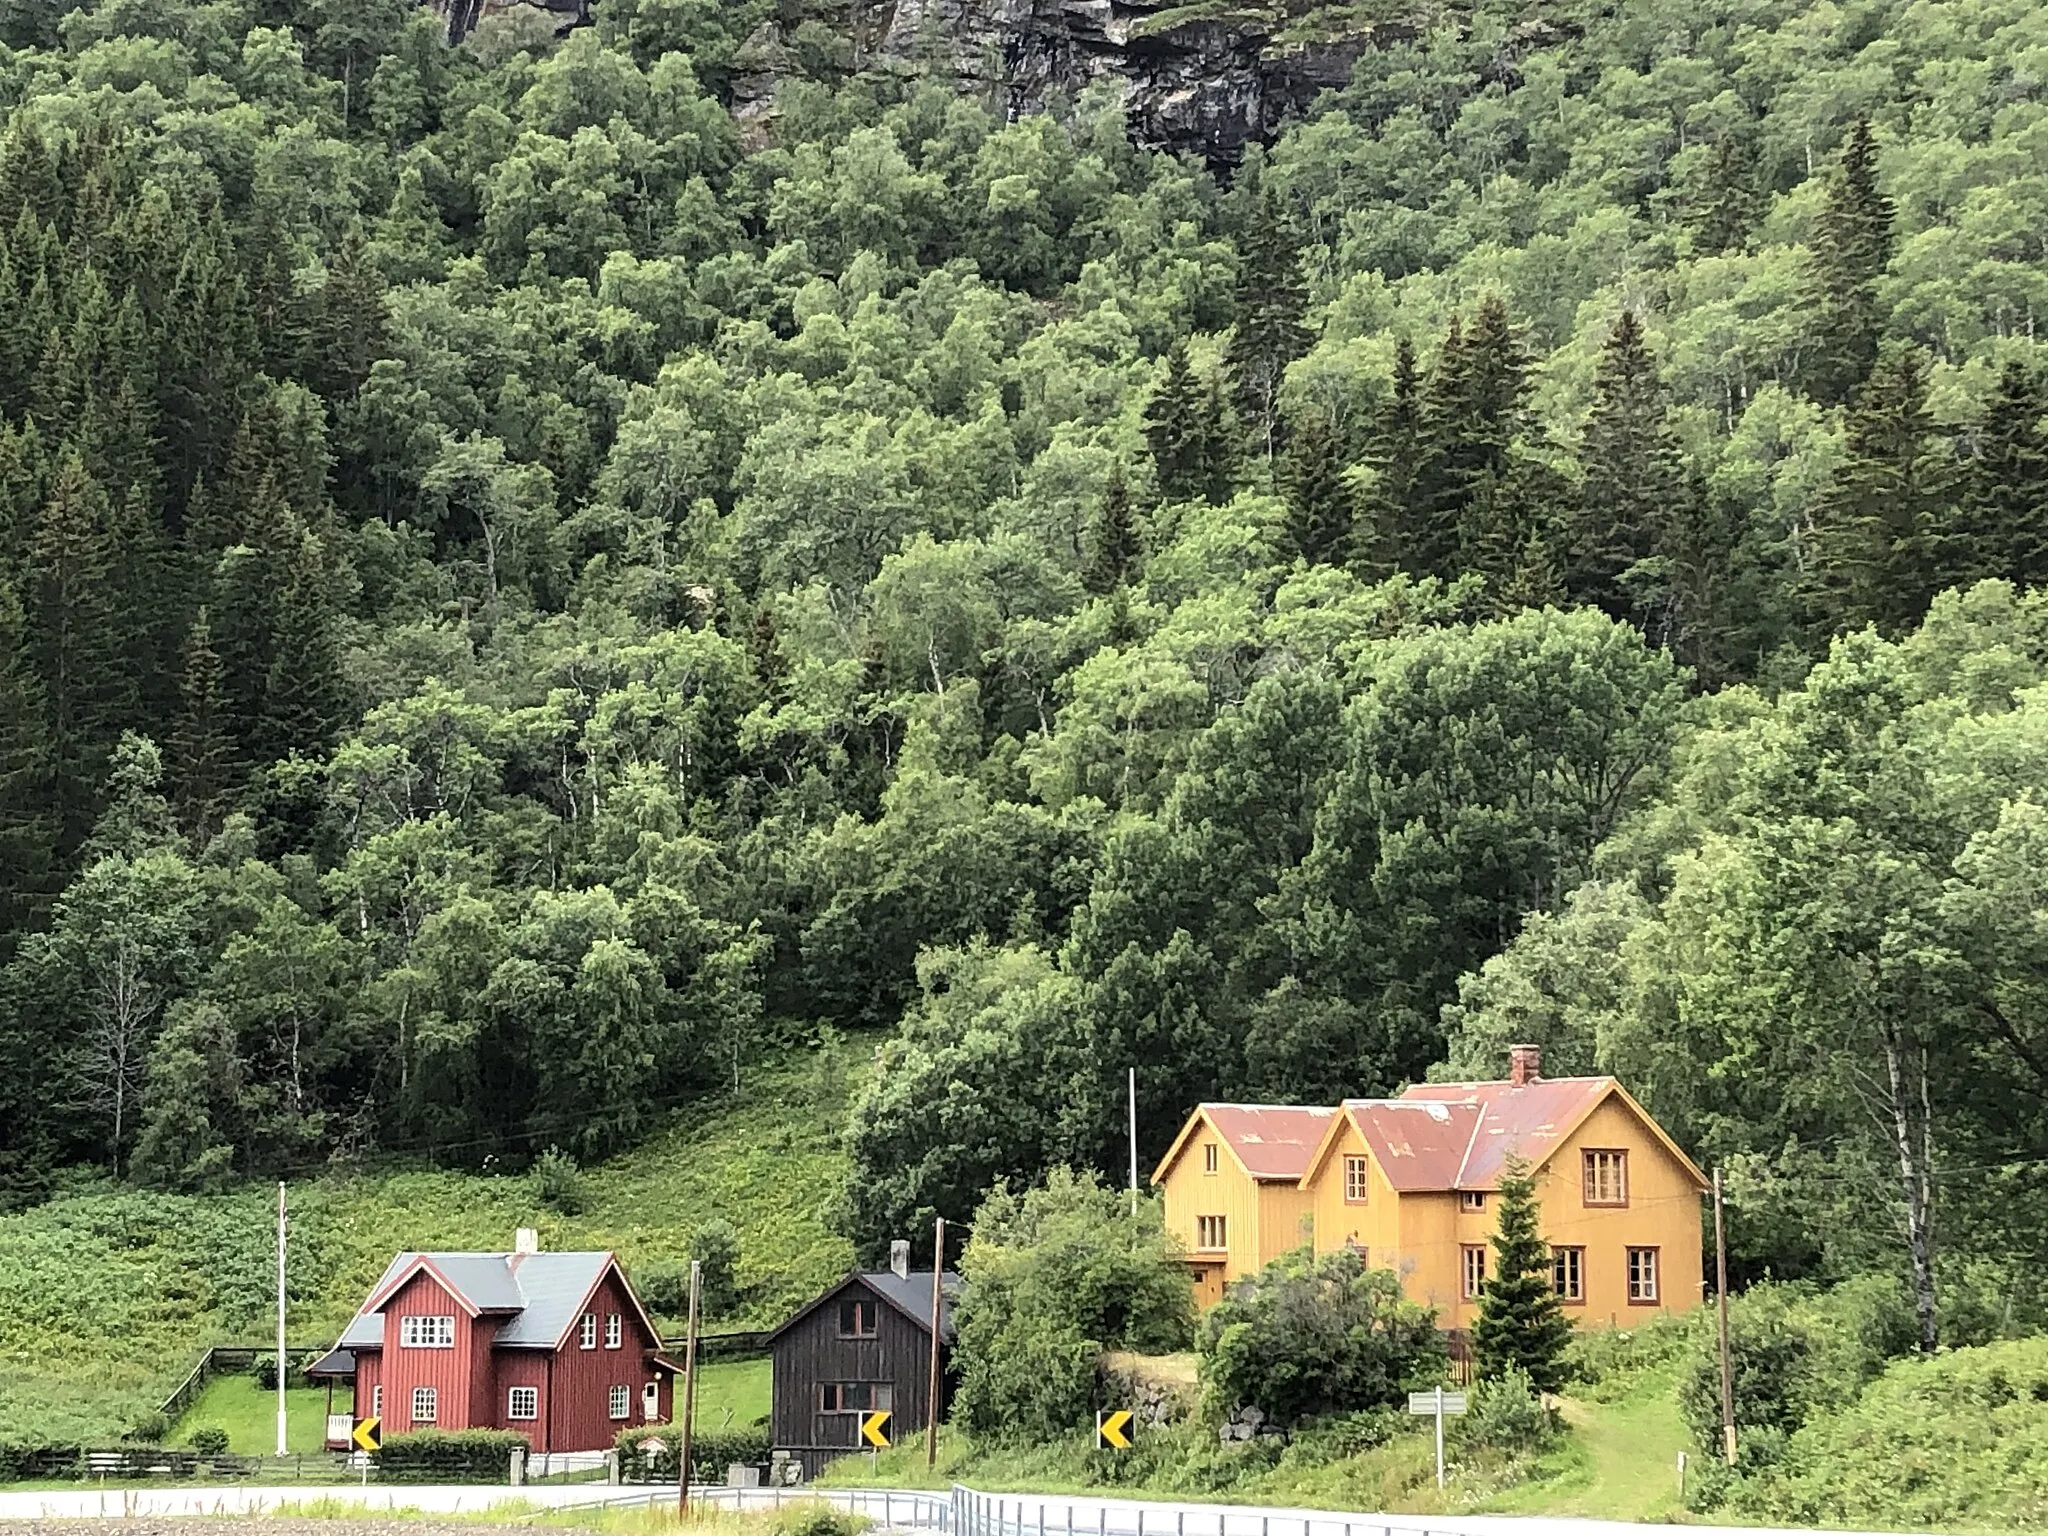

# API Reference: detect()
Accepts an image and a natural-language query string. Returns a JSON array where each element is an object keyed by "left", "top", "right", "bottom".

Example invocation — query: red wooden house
[{"left": 309, "top": 1231, "right": 676, "bottom": 1453}]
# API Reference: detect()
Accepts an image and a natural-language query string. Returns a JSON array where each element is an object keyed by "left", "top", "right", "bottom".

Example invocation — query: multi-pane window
[
  {"left": 579, "top": 1313, "right": 598, "bottom": 1349},
  {"left": 820, "top": 1383, "right": 893, "bottom": 1414},
  {"left": 1195, "top": 1215, "right": 1227, "bottom": 1250},
  {"left": 1552, "top": 1246, "right": 1585, "bottom": 1303},
  {"left": 609, "top": 1384, "right": 631, "bottom": 1420},
  {"left": 1459, "top": 1191, "right": 1486, "bottom": 1212},
  {"left": 606, "top": 1312, "right": 623, "bottom": 1349},
  {"left": 1627, "top": 1247, "right": 1660, "bottom": 1304},
  {"left": 1460, "top": 1244, "right": 1487, "bottom": 1300},
  {"left": 411, "top": 1386, "right": 437, "bottom": 1426},
  {"left": 371, "top": 1385, "right": 383, "bottom": 1419},
  {"left": 838, "top": 1296, "right": 879, "bottom": 1337},
  {"left": 507, "top": 1386, "right": 539, "bottom": 1421},
  {"left": 1583, "top": 1150, "right": 1629, "bottom": 1206},
  {"left": 399, "top": 1315, "right": 454, "bottom": 1348},
  {"left": 1343, "top": 1156, "right": 1369, "bottom": 1203},
  {"left": 1203, "top": 1143, "right": 1219, "bottom": 1174}
]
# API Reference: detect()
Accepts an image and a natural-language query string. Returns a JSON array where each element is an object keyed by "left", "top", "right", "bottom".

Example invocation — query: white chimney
[
  {"left": 889, "top": 1239, "right": 910, "bottom": 1280},
  {"left": 515, "top": 1227, "right": 540, "bottom": 1256}
]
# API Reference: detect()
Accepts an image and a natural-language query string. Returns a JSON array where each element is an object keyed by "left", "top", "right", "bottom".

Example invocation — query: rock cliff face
[
  {"left": 811, "top": 1, "right": 1396, "bottom": 168},
  {"left": 429, "top": 0, "right": 1401, "bottom": 169}
]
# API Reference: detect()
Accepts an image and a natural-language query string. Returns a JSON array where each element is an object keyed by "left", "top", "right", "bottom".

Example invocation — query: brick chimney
[{"left": 1508, "top": 1044, "right": 1542, "bottom": 1086}]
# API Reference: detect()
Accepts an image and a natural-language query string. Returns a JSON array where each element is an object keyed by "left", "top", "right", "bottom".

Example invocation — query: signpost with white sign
[{"left": 1407, "top": 1387, "right": 1467, "bottom": 1488}]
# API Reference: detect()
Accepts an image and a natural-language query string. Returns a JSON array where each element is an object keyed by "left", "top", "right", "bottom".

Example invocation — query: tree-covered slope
[{"left": 0, "top": 0, "right": 2042, "bottom": 1359}]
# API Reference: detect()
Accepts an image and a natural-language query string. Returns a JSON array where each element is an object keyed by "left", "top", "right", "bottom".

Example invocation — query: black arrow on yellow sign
[
  {"left": 1096, "top": 1410, "right": 1133, "bottom": 1450},
  {"left": 860, "top": 1410, "right": 891, "bottom": 1449},
  {"left": 351, "top": 1415, "right": 382, "bottom": 1453}
]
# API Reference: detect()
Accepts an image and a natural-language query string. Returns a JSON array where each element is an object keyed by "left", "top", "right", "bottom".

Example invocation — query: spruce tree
[
  {"left": 0, "top": 579, "right": 55, "bottom": 932},
  {"left": 1280, "top": 411, "right": 1353, "bottom": 567},
  {"left": 259, "top": 524, "right": 352, "bottom": 765},
  {"left": 1145, "top": 341, "right": 1210, "bottom": 502},
  {"left": 1687, "top": 132, "right": 1763, "bottom": 256},
  {"left": 1805, "top": 341, "right": 1952, "bottom": 636},
  {"left": 1958, "top": 360, "right": 2048, "bottom": 589},
  {"left": 1358, "top": 337, "right": 1423, "bottom": 577},
  {"left": 1567, "top": 310, "right": 1677, "bottom": 621},
  {"left": 1412, "top": 300, "right": 1534, "bottom": 582},
  {"left": 1471, "top": 1156, "right": 1574, "bottom": 1392},
  {"left": 1804, "top": 119, "right": 1896, "bottom": 404},
  {"left": 1083, "top": 461, "right": 1143, "bottom": 594},
  {"left": 1224, "top": 186, "right": 1312, "bottom": 462},
  {"left": 168, "top": 608, "right": 237, "bottom": 840}
]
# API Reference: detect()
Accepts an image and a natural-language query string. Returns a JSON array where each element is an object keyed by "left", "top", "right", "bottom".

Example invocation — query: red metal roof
[
  {"left": 1337, "top": 1099, "right": 1484, "bottom": 1190},
  {"left": 1200, "top": 1104, "right": 1338, "bottom": 1181},
  {"left": 1398, "top": 1076, "right": 1616, "bottom": 1189}
]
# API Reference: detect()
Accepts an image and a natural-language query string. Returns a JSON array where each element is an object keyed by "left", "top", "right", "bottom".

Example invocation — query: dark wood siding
[{"left": 770, "top": 1278, "right": 945, "bottom": 1478}]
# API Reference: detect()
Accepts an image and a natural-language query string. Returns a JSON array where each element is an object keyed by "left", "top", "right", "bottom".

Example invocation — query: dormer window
[{"left": 399, "top": 1315, "right": 454, "bottom": 1348}]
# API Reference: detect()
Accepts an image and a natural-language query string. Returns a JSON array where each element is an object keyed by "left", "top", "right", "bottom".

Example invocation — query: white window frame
[
  {"left": 507, "top": 1386, "right": 538, "bottom": 1421},
  {"left": 609, "top": 1384, "right": 630, "bottom": 1420},
  {"left": 1343, "top": 1155, "right": 1369, "bottom": 1203},
  {"left": 605, "top": 1312, "right": 622, "bottom": 1349},
  {"left": 579, "top": 1313, "right": 597, "bottom": 1350},
  {"left": 1627, "top": 1246, "right": 1660, "bottom": 1304},
  {"left": 399, "top": 1314, "right": 455, "bottom": 1349},
  {"left": 371, "top": 1384, "right": 383, "bottom": 1419},
  {"left": 411, "top": 1386, "right": 437, "bottom": 1426},
  {"left": 1203, "top": 1143, "right": 1218, "bottom": 1174},
  {"left": 1461, "top": 1244, "right": 1487, "bottom": 1300}
]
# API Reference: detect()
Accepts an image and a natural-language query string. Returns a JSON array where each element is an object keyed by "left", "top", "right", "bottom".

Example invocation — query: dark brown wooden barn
[{"left": 765, "top": 1262, "right": 961, "bottom": 1478}]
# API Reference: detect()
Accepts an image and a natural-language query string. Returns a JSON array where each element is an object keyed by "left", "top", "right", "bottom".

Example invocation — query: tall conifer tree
[
  {"left": 1568, "top": 310, "right": 1678, "bottom": 621},
  {"left": 1359, "top": 337, "right": 1423, "bottom": 578},
  {"left": 168, "top": 608, "right": 236, "bottom": 840},
  {"left": 1083, "top": 462, "right": 1142, "bottom": 594},
  {"left": 1957, "top": 361, "right": 2048, "bottom": 589},
  {"left": 1280, "top": 411, "right": 1353, "bottom": 567},
  {"left": 1804, "top": 119, "right": 1896, "bottom": 404},
  {"left": 1146, "top": 341, "right": 1210, "bottom": 502}
]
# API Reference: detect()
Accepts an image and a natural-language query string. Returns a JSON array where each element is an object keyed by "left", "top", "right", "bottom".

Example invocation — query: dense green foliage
[
  {"left": 0, "top": 0, "right": 2044, "bottom": 1427},
  {"left": 376, "top": 1427, "right": 528, "bottom": 1482},
  {"left": 1470, "top": 1160, "right": 1573, "bottom": 1393},
  {"left": 952, "top": 1171, "right": 1192, "bottom": 1442},
  {"left": 1197, "top": 1248, "right": 1445, "bottom": 1428},
  {"left": 615, "top": 1420, "right": 771, "bottom": 1483}
]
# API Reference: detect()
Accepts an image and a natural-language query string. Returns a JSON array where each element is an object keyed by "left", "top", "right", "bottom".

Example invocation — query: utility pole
[
  {"left": 275, "top": 1182, "right": 288, "bottom": 1458},
  {"left": 1127, "top": 1067, "right": 1138, "bottom": 1217},
  {"left": 1714, "top": 1167, "right": 1736, "bottom": 1467},
  {"left": 677, "top": 1260, "right": 701, "bottom": 1514},
  {"left": 926, "top": 1216, "right": 945, "bottom": 1469}
]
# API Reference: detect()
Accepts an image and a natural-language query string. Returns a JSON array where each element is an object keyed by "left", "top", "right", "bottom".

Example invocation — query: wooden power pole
[
  {"left": 1714, "top": 1167, "right": 1736, "bottom": 1467},
  {"left": 677, "top": 1259, "right": 701, "bottom": 1514},
  {"left": 926, "top": 1216, "right": 945, "bottom": 1469}
]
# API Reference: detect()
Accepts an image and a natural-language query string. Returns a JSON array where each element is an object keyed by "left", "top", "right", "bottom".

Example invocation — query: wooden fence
[{"left": 157, "top": 1342, "right": 329, "bottom": 1425}]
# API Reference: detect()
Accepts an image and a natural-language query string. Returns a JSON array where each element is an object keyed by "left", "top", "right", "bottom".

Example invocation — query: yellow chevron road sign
[
  {"left": 860, "top": 1410, "right": 891, "bottom": 1448},
  {"left": 1096, "top": 1410, "right": 1133, "bottom": 1450},
  {"left": 351, "top": 1416, "right": 382, "bottom": 1453}
]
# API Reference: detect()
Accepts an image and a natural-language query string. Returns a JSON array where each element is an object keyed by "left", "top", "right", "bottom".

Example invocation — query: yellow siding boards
[{"left": 1155, "top": 1111, "right": 1319, "bottom": 1293}]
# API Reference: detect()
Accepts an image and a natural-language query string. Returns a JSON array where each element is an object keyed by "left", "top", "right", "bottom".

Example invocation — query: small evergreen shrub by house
[
  {"left": 1470, "top": 1158, "right": 1573, "bottom": 1393},
  {"left": 377, "top": 1429, "right": 529, "bottom": 1483},
  {"left": 188, "top": 1426, "right": 230, "bottom": 1457}
]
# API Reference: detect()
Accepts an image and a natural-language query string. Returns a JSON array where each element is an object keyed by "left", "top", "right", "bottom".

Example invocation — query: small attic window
[
  {"left": 1203, "top": 1143, "right": 1219, "bottom": 1174},
  {"left": 1460, "top": 1191, "right": 1486, "bottom": 1212}
]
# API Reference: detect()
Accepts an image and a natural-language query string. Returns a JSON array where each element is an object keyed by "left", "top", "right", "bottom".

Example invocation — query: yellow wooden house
[
  {"left": 1149, "top": 1104, "right": 1335, "bottom": 1307},
  {"left": 1156, "top": 1047, "right": 1710, "bottom": 1327}
]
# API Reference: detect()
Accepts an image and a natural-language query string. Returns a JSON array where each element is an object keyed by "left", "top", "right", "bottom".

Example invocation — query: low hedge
[
  {"left": 0, "top": 1441, "right": 85, "bottom": 1482},
  {"left": 377, "top": 1428, "right": 529, "bottom": 1483},
  {"left": 615, "top": 1422, "right": 771, "bottom": 1483}
]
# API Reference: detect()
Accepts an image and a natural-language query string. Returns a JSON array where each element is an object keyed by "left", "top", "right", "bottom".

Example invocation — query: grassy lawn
[
  {"left": 173, "top": 1376, "right": 347, "bottom": 1456},
  {"left": 0, "top": 1045, "right": 860, "bottom": 1448},
  {"left": 689, "top": 1357, "right": 770, "bottom": 1431},
  {"left": 1471, "top": 1370, "right": 1692, "bottom": 1519}
]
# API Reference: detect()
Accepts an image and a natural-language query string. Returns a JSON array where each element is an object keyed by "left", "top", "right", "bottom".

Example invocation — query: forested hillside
[{"left": 1, "top": 0, "right": 2046, "bottom": 1349}]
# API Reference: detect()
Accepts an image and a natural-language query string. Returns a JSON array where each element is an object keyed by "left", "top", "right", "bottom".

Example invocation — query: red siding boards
[
  {"left": 382, "top": 1270, "right": 481, "bottom": 1433},
  {"left": 544, "top": 1269, "right": 670, "bottom": 1452},
  {"left": 497, "top": 1350, "right": 550, "bottom": 1450}
]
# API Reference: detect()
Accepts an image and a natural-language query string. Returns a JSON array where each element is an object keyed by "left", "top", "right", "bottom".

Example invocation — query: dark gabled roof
[
  {"left": 304, "top": 1347, "right": 356, "bottom": 1379},
  {"left": 765, "top": 1270, "right": 963, "bottom": 1347},
  {"left": 337, "top": 1250, "right": 658, "bottom": 1351}
]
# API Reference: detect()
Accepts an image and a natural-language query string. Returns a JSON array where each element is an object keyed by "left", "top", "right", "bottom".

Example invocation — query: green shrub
[
  {"left": 250, "top": 1352, "right": 281, "bottom": 1391},
  {"left": 614, "top": 1421, "right": 772, "bottom": 1483},
  {"left": 188, "top": 1425, "right": 230, "bottom": 1457},
  {"left": 124, "top": 1412, "right": 170, "bottom": 1445},
  {"left": 377, "top": 1428, "right": 528, "bottom": 1483},
  {"left": 531, "top": 1146, "right": 586, "bottom": 1215},
  {"left": 1273, "top": 1408, "right": 1407, "bottom": 1468},
  {"left": 638, "top": 1265, "right": 690, "bottom": 1320},
  {"left": 770, "top": 1502, "right": 869, "bottom": 1536},
  {"left": 1456, "top": 1365, "right": 1559, "bottom": 1453},
  {"left": 1562, "top": 1312, "right": 1696, "bottom": 1399},
  {"left": 1198, "top": 1247, "right": 1445, "bottom": 1429},
  {"left": 954, "top": 1169, "right": 1193, "bottom": 1442},
  {"left": 691, "top": 1219, "right": 741, "bottom": 1317}
]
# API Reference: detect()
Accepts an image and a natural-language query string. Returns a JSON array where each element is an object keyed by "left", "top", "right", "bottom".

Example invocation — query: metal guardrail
[{"left": 567, "top": 1483, "right": 1465, "bottom": 1536}]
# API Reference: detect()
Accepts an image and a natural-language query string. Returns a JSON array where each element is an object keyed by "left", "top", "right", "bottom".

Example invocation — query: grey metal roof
[
  {"left": 336, "top": 1250, "right": 616, "bottom": 1350},
  {"left": 766, "top": 1270, "right": 963, "bottom": 1346}
]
